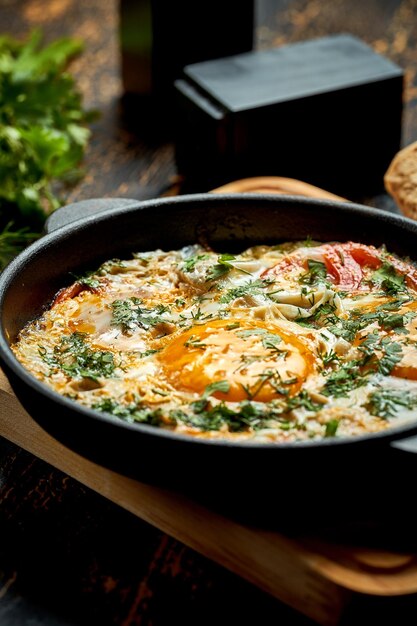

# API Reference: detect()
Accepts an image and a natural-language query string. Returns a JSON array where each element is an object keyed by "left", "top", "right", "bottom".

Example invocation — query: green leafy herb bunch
[{"left": 0, "top": 29, "right": 94, "bottom": 268}]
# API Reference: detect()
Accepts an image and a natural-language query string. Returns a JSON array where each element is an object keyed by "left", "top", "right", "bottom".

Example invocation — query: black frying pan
[{"left": 1, "top": 193, "right": 417, "bottom": 531}]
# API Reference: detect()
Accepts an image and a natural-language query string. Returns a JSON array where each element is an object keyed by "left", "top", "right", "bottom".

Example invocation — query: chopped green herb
[
  {"left": 72, "top": 269, "right": 100, "bottom": 290},
  {"left": 138, "top": 349, "right": 159, "bottom": 358},
  {"left": 184, "top": 335, "right": 207, "bottom": 349},
  {"left": 325, "top": 419, "right": 340, "bottom": 437},
  {"left": 226, "top": 322, "right": 240, "bottom": 330},
  {"left": 285, "top": 390, "right": 323, "bottom": 413},
  {"left": 323, "top": 359, "right": 367, "bottom": 397},
  {"left": 220, "top": 279, "right": 266, "bottom": 304},
  {"left": 174, "top": 400, "right": 283, "bottom": 433},
  {"left": 380, "top": 313, "right": 406, "bottom": 330},
  {"left": 358, "top": 333, "right": 403, "bottom": 375},
  {"left": 318, "top": 349, "right": 339, "bottom": 367},
  {"left": 371, "top": 262, "right": 407, "bottom": 295},
  {"left": 295, "top": 301, "right": 337, "bottom": 327},
  {"left": 378, "top": 338, "right": 403, "bottom": 375},
  {"left": 326, "top": 319, "right": 361, "bottom": 343},
  {"left": 241, "top": 368, "right": 298, "bottom": 400},
  {"left": 205, "top": 253, "right": 236, "bottom": 282},
  {"left": 111, "top": 298, "right": 171, "bottom": 333},
  {"left": 39, "top": 332, "right": 116, "bottom": 380},
  {"left": 299, "top": 259, "right": 328, "bottom": 285},
  {"left": 0, "top": 30, "right": 95, "bottom": 268},
  {"left": 93, "top": 398, "right": 163, "bottom": 425},
  {"left": 376, "top": 298, "right": 410, "bottom": 312},
  {"left": 234, "top": 353, "right": 265, "bottom": 373},
  {"left": 366, "top": 388, "right": 417, "bottom": 419},
  {"left": 182, "top": 254, "right": 209, "bottom": 273},
  {"left": 191, "top": 380, "right": 230, "bottom": 412},
  {"left": 237, "top": 328, "right": 269, "bottom": 339}
]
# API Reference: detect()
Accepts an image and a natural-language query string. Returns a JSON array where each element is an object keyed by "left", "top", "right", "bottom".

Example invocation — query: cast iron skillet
[{"left": 2, "top": 193, "right": 417, "bottom": 529}]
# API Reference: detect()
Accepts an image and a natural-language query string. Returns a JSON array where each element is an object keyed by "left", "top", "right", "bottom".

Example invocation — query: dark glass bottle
[{"left": 119, "top": 0, "right": 255, "bottom": 131}]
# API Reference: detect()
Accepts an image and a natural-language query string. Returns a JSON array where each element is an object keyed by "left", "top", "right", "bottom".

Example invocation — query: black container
[
  {"left": 120, "top": 0, "right": 254, "bottom": 133},
  {"left": 174, "top": 34, "right": 404, "bottom": 198}
]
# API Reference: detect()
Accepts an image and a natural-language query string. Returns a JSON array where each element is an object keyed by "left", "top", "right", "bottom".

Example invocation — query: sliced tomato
[
  {"left": 339, "top": 244, "right": 417, "bottom": 291},
  {"left": 52, "top": 283, "right": 86, "bottom": 306},
  {"left": 261, "top": 255, "right": 303, "bottom": 279},
  {"left": 319, "top": 245, "right": 362, "bottom": 290},
  {"left": 320, "top": 243, "right": 382, "bottom": 290},
  {"left": 51, "top": 280, "right": 101, "bottom": 307},
  {"left": 262, "top": 242, "right": 381, "bottom": 289},
  {"left": 344, "top": 243, "right": 381, "bottom": 269},
  {"left": 261, "top": 242, "right": 417, "bottom": 293}
]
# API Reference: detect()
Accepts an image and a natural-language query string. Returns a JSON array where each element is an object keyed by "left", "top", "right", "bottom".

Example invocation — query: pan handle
[
  {"left": 44, "top": 198, "right": 139, "bottom": 234},
  {"left": 390, "top": 435, "right": 417, "bottom": 454}
]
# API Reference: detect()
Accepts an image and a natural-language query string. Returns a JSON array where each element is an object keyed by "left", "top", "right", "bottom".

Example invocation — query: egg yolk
[{"left": 159, "top": 319, "right": 314, "bottom": 402}]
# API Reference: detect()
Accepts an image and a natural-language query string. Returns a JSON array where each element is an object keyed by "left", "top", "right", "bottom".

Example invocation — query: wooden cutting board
[{"left": 1, "top": 177, "right": 417, "bottom": 626}]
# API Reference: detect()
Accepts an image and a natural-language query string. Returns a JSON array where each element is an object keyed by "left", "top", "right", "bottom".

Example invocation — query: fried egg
[{"left": 12, "top": 240, "right": 417, "bottom": 442}]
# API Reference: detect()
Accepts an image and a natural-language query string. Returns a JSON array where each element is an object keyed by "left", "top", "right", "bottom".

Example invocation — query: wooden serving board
[{"left": 1, "top": 177, "right": 417, "bottom": 626}]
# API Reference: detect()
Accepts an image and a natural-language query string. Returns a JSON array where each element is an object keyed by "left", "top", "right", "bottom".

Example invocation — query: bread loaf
[{"left": 384, "top": 141, "right": 417, "bottom": 219}]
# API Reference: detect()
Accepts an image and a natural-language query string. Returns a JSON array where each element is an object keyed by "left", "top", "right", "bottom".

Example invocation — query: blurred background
[{"left": 1, "top": 0, "right": 416, "bottom": 206}]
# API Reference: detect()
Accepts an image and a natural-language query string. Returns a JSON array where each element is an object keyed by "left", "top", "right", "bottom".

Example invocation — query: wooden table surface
[{"left": 2, "top": 1, "right": 417, "bottom": 624}]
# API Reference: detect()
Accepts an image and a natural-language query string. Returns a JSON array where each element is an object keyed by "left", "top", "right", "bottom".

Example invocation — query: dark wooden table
[{"left": 2, "top": 1, "right": 417, "bottom": 624}]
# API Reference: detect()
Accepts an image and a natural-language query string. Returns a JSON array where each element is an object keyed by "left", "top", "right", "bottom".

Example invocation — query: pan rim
[{"left": 2, "top": 192, "right": 417, "bottom": 451}]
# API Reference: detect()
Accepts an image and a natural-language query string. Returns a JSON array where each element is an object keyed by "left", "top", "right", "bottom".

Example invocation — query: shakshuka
[{"left": 12, "top": 240, "right": 417, "bottom": 442}]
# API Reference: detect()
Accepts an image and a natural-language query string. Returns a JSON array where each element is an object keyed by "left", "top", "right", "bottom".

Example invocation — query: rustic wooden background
[{"left": 2, "top": 1, "right": 417, "bottom": 624}]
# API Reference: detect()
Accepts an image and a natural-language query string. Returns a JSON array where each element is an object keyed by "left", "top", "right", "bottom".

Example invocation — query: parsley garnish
[
  {"left": 357, "top": 333, "right": 403, "bottom": 374},
  {"left": 171, "top": 402, "right": 263, "bottom": 432},
  {"left": 205, "top": 253, "right": 236, "bottom": 281},
  {"left": 378, "top": 339, "right": 403, "bottom": 375},
  {"left": 39, "top": 332, "right": 116, "bottom": 380},
  {"left": 325, "top": 419, "right": 340, "bottom": 437},
  {"left": 295, "top": 301, "right": 337, "bottom": 327},
  {"left": 93, "top": 398, "right": 163, "bottom": 425},
  {"left": 220, "top": 279, "right": 265, "bottom": 304},
  {"left": 241, "top": 368, "right": 297, "bottom": 400},
  {"left": 0, "top": 30, "right": 94, "bottom": 269},
  {"left": 323, "top": 334, "right": 403, "bottom": 397},
  {"left": 236, "top": 327, "right": 284, "bottom": 353},
  {"left": 72, "top": 269, "right": 100, "bottom": 290},
  {"left": 323, "top": 359, "right": 367, "bottom": 397},
  {"left": 180, "top": 388, "right": 321, "bottom": 432},
  {"left": 371, "top": 262, "right": 407, "bottom": 295},
  {"left": 184, "top": 335, "right": 207, "bottom": 349},
  {"left": 366, "top": 388, "right": 417, "bottom": 419},
  {"left": 111, "top": 298, "right": 171, "bottom": 333},
  {"left": 285, "top": 390, "right": 323, "bottom": 412},
  {"left": 182, "top": 254, "right": 209, "bottom": 273},
  {"left": 191, "top": 380, "right": 230, "bottom": 412},
  {"left": 299, "top": 259, "right": 328, "bottom": 285}
]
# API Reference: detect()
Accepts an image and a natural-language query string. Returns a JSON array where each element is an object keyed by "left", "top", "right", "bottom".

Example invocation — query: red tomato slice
[
  {"left": 320, "top": 243, "right": 382, "bottom": 290},
  {"left": 344, "top": 243, "right": 381, "bottom": 269},
  {"left": 261, "top": 255, "right": 303, "bottom": 279},
  {"left": 262, "top": 242, "right": 381, "bottom": 289},
  {"left": 262, "top": 242, "right": 417, "bottom": 292},
  {"left": 320, "top": 244, "right": 363, "bottom": 290}
]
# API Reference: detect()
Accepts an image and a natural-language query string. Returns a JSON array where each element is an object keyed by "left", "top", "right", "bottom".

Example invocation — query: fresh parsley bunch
[{"left": 0, "top": 30, "right": 94, "bottom": 268}]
